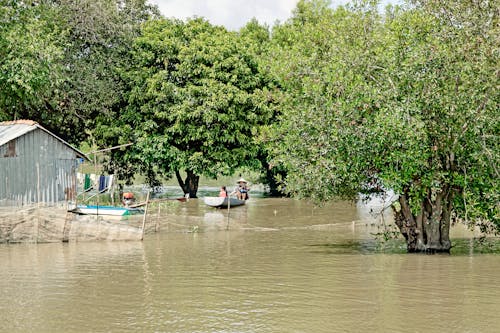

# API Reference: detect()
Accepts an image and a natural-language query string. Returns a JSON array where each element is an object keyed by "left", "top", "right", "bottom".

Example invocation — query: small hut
[{"left": 0, "top": 120, "right": 87, "bottom": 206}]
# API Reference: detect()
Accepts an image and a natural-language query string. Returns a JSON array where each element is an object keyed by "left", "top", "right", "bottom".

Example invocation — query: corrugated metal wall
[{"left": 0, "top": 129, "right": 79, "bottom": 206}]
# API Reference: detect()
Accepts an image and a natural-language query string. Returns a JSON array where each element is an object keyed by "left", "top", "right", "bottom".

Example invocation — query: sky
[{"left": 148, "top": 0, "right": 352, "bottom": 30}]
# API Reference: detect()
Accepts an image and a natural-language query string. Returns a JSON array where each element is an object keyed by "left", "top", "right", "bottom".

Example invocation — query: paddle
[{"left": 226, "top": 195, "right": 230, "bottom": 230}]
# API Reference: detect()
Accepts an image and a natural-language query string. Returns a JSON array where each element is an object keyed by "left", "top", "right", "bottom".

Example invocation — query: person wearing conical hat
[{"left": 232, "top": 178, "right": 250, "bottom": 200}]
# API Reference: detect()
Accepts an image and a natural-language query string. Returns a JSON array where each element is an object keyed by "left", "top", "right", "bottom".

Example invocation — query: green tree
[
  {"left": 239, "top": 18, "right": 286, "bottom": 196},
  {"left": 0, "top": 0, "right": 65, "bottom": 121},
  {"left": 0, "top": 0, "right": 157, "bottom": 144},
  {"left": 51, "top": 0, "right": 158, "bottom": 144},
  {"left": 106, "top": 18, "right": 275, "bottom": 197},
  {"left": 266, "top": 0, "right": 499, "bottom": 252},
  {"left": 382, "top": 0, "right": 499, "bottom": 251}
]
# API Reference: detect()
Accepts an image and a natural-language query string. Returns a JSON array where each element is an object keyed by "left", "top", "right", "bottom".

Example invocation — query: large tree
[
  {"left": 0, "top": 0, "right": 157, "bottom": 144},
  {"left": 265, "top": 0, "right": 499, "bottom": 252},
  {"left": 0, "top": 0, "right": 65, "bottom": 121},
  {"left": 102, "top": 18, "right": 275, "bottom": 197},
  {"left": 52, "top": 0, "right": 158, "bottom": 143},
  {"left": 239, "top": 18, "right": 287, "bottom": 196}
]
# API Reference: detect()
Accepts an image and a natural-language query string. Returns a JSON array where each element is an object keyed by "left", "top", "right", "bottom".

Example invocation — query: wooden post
[
  {"left": 35, "top": 163, "right": 40, "bottom": 243},
  {"left": 155, "top": 202, "right": 161, "bottom": 232},
  {"left": 94, "top": 152, "right": 99, "bottom": 216},
  {"left": 110, "top": 178, "right": 115, "bottom": 206},
  {"left": 226, "top": 197, "right": 231, "bottom": 230},
  {"left": 63, "top": 163, "right": 77, "bottom": 242},
  {"left": 141, "top": 190, "right": 151, "bottom": 240}
]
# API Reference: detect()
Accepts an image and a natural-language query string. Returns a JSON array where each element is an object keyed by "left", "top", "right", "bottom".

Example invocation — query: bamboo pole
[
  {"left": 94, "top": 152, "right": 99, "bottom": 216},
  {"left": 155, "top": 202, "right": 161, "bottom": 232},
  {"left": 141, "top": 190, "right": 151, "bottom": 240},
  {"left": 90, "top": 142, "right": 133, "bottom": 154},
  {"left": 63, "top": 162, "right": 78, "bottom": 242},
  {"left": 35, "top": 163, "right": 40, "bottom": 243},
  {"left": 110, "top": 178, "right": 115, "bottom": 206},
  {"left": 226, "top": 197, "right": 231, "bottom": 230}
]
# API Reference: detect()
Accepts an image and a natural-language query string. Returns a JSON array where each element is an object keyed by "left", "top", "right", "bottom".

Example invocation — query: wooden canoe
[{"left": 203, "top": 197, "right": 246, "bottom": 208}]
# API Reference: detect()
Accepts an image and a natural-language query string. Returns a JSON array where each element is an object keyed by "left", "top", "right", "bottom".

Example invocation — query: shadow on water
[
  {"left": 308, "top": 239, "right": 407, "bottom": 255},
  {"left": 308, "top": 237, "right": 500, "bottom": 256},
  {"left": 450, "top": 237, "right": 500, "bottom": 255}
]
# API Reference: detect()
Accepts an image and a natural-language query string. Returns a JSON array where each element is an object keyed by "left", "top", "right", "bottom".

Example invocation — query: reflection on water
[{"left": 1, "top": 198, "right": 499, "bottom": 332}]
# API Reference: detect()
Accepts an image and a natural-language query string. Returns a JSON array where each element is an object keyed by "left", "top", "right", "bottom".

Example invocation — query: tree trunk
[
  {"left": 175, "top": 170, "right": 199, "bottom": 198},
  {"left": 264, "top": 163, "right": 285, "bottom": 197},
  {"left": 394, "top": 187, "right": 453, "bottom": 253}
]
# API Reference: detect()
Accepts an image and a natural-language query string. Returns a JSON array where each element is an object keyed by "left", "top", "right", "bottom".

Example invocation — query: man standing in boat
[{"left": 231, "top": 178, "right": 250, "bottom": 200}]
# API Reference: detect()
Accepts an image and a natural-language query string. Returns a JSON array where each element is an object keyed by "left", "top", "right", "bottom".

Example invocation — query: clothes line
[{"left": 76, "top": 173, "right": 114, "bottom": 193}]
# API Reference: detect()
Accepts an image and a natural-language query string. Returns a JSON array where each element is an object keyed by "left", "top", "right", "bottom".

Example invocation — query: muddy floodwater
[{"left": 1, "top": 197, "right": 500, "bottom": 332}]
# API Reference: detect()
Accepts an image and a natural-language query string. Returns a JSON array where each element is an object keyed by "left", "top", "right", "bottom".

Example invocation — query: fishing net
[{"left": 0, "top": 204, "right": 153, "bottom": 243}]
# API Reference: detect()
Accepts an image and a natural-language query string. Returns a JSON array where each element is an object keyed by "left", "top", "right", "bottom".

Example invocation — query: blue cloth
[{"left": 98, "top": 175, "right": 107, "bottom": 192}]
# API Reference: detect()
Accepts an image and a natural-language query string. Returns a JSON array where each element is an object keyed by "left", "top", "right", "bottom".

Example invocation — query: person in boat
[
  {"left": 219, "top": 186, "right": 228, "bottom": 198},
  {"left": 231, "top": 178, "right": 250, "bottom": 200}
]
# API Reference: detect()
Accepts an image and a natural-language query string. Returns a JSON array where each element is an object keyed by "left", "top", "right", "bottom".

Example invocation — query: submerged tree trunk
[
  {"left": 394, "top": 186, "right": 454, "bottom": 253},
  {"left": 175, "top": 170, "right": 199, "bottom": 198}
]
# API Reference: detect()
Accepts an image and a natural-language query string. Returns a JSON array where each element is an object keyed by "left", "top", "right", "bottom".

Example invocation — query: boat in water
[
  {"left": 203, "top": 197, "right": 246, "bottom": 208},
  {"left": 69, "top": 204, "right": 144, "bottom": 216}
]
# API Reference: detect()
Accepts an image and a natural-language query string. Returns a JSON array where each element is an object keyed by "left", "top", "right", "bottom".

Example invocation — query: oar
[{"left": 226, "top": 196, "right": 231, "bottom": 230}]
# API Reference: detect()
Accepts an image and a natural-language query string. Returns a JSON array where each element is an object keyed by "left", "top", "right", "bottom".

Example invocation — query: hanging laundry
[
  {"left": 107, "top": 175, "right": 114, "bottom": 193},
  {"left": 98, "top": 175, "right": 107, "bottom": 192},
  {"left": 84, "top": 174, "right": 92, "bottom": 191}
]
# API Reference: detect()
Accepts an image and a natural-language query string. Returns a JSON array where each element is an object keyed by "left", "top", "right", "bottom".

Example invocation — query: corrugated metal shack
[
  {"left": 0, "top": 120, "right": 86, "bottom": 206},
  {"left": 0, "top": 121, "right": 151, "bottom": 243}
]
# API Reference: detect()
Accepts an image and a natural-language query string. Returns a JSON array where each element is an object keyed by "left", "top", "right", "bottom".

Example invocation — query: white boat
[
  {"left": 203, "top": 197, "right": 246, "bottom": 208},
  {"left": 69, "top": 205, "right": 144, "bottom": 216}
]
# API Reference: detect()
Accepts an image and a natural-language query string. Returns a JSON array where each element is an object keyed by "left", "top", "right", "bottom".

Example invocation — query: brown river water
[{"left": 1, "top": 197, "right": 500, "bottom": 332}]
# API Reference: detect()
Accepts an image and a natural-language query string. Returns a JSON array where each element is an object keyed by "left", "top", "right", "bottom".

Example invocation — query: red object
[{"left": 123, "top": 192, "right": 134, "bottom": 199}]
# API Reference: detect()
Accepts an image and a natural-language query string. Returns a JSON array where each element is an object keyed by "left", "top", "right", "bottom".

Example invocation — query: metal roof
[{"left": 0, "top": 120, "right": 88, "bottom": 159}]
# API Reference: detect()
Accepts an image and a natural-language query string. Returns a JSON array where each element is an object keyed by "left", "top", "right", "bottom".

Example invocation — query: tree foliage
[
  {"left": 264, "top": 0, "right": 499, "bottom": 251},
  {"left": 1, "top": 0, "right": 497, "bottom": 247},
  {"left": 53, "top": 0, "right": 158, "bottom": 143},
  {"left": 0, "top": 0, "right": 157, "bottom": 144},
  {"left": 97, "top": 18, "right": 276, "bottom": 196},
  {"left": 0, "top": 0, "right": 65, "bottom": 120}
]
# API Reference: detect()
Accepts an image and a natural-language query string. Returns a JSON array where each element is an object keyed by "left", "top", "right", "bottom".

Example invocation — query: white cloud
[
  {"left": 148, "top": 0, "right": 400, "bottom": 30},
  {"left": 149, "top": 0, "right": 299, "bottom": 30}
]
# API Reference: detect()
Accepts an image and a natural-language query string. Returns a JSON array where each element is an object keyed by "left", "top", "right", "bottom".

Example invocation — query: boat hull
[
  {"left": 70, "top": 205, "right": 144, "bottom": 216},
  {"left": 203, "top": 197, "right": 246, "bottom": 208}
]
